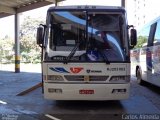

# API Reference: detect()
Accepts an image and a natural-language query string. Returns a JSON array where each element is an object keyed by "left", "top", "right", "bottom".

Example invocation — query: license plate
[{"left": 79, "top": 90, "right": 94, "bottom": 94}]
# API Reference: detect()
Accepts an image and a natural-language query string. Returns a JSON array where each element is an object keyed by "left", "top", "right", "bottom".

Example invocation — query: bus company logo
[
  {"left": 49, "top": 67, "right": 70, "bottom": 73},
  {"left": 86, "top": 69, "right": 102, "bottom": 73},
  {"left": 70, "top": 67, "right": 83, "bottom": 74},
  {"left": 49, "top": 67, "right": 83, "bottom": 74},
  {"left": 86, "top": 69, "right": 91, "bottom": 73}
]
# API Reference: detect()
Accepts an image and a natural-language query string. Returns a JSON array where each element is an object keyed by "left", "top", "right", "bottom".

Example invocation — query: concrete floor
[{"left": 0, "top": 64, "right": 160, "bottom": 120}]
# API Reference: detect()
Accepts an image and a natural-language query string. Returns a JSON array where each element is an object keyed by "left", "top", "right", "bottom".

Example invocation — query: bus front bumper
[{"left": 43, "top": 83, "right": 130, "bottom": 100}]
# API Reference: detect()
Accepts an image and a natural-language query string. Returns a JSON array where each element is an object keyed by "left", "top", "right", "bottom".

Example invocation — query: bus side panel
[
  {"left": 139, "top": 47, "right": 147, "bottom": 81},
  {"left": 139, "top": 45, "right": 160, "bottom": 87},
  {"left": 149, "top": 45, "right": 160, "bottom": 87}
]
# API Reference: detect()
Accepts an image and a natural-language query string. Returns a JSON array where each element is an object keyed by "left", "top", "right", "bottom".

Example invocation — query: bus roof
[{"left": 48, "top": 5, "right": 126, "bottom": 13}]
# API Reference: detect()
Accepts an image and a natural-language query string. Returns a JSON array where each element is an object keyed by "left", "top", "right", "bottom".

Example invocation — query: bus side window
[{"left": 154, "top": 20, "right": 160, "bottom": 43}]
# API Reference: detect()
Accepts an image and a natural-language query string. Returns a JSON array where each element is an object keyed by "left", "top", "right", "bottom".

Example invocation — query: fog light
[
  {"left": 48, "top": 88, "right": 62, "bottom": 93},
  {"left": 47, "top": 75, "right": 64, "bottom": 81},
  {"left": 109, "top": 76, "right": 130, "bottom": 83},
  {"left": 112, "top": 89, "right": 126, "bottom": 94}
]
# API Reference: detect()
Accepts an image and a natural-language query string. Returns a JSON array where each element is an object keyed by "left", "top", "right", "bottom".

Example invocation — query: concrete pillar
[
  {"left": 55, "top": 0, "right": 58, "bottom": 6},
  {"left": 121, "top": 0, "right": 126, "bottom": 8},
  {"left": 55, "top": 0, "right": 61, "bottom": 6},
  {"left": 15, "top": 13, "right": 20, "bottom": 73}
]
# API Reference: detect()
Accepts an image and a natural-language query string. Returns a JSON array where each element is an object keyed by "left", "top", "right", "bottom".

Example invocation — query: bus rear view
[{"left": 37, "top": 6, "right": 137, "bottom": 100}]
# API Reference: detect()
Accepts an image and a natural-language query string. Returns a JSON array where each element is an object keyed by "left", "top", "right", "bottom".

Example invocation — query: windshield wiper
[
  {"left": 99, "top": 50, "right": 110, "bottom": 64},
  {"left": 64, "top": 42, "right": 80, "bottom": 64}
]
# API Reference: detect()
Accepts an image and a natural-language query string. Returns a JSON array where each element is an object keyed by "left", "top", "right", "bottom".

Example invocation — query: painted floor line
[
  {"left": 45, "top": 114, "right": 61, "bottom": 120},
  {"left": 0, "top": 100, "right": 7, "bottom": 105}
]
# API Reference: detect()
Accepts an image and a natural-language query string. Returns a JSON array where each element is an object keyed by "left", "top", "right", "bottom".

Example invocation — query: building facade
[{"left": 128, "top": 0, "right": 160, "bottom": 30}]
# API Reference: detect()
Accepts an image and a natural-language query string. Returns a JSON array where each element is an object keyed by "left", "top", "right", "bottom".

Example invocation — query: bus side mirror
[
  {"left": 130, "top": 29, "right": 137, "bottom": 46},
  {"left": 36, "top": 26, "right": 44, "bottom": 46}
]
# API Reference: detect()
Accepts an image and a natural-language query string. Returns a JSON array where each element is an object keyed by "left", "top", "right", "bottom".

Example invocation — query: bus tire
[{"left": 136, "top": 68, "right": 144, "bottom": 85}]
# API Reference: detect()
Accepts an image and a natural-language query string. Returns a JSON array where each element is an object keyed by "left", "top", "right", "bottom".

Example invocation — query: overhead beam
[
  {"left": 0, "top": 0, "right": 65, "bottom": 18},
  {"left": 16, "top": 0, "right": 54, "bottom": 13},
  {"left": 16, "top": 0, "right": 65, "bottom": 13},
  {"left": 0, "top": 5, "right": 16, "bottom": 14},
  {"left": 16, "top": 1, "right": 52, "bottom": 13},
  {"left": 0, "top": 13, "right": 13, "bottom": 18}
]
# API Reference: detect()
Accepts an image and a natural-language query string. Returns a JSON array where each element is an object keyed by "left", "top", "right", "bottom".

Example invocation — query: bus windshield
[{"left": 46, "top": 10, "right": 126, "bottom": 62}]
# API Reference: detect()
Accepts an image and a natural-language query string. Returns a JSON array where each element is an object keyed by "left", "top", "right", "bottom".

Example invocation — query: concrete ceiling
[{"left": 0, "top": 0, "right": 64, "bottom": 18}]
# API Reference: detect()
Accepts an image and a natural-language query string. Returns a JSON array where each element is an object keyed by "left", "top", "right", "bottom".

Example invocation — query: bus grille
[{"left": 64, "top": 75, "right": 109, "bottom": 82}]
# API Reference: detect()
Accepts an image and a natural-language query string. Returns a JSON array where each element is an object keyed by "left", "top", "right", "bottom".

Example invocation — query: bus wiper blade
[
  {"left": 99, "top": 50, "right": 110, "bottom": 64},
  {"left": 64, "top": 43, "right": 80, "bottom": 64}
]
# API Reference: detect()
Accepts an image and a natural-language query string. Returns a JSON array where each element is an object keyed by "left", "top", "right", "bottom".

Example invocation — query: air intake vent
[
  {"left": 64, "top": 75, "right": 109, "bottom": 82},
  {"left": 64, "top": 75, "right": 84, "bottom": 81},
  {"left": 89, "top": 76, "right": 108, "bottom": 81}
]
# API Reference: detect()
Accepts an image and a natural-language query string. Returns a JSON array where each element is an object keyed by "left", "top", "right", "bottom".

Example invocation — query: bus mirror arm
[
  {"left": 129, "top": 45, "right": 135, "bottom": 49},
  {"left": 36, "top": 24, "right": 46, "bottom": 47}
]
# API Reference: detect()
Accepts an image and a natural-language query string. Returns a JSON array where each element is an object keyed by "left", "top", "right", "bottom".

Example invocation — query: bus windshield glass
[{"left": 46, "top": 10, "right": 126, "bottom": 62}]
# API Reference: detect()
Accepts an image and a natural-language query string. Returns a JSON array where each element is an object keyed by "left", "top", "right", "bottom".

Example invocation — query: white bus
[
  {"left": 37, "top": 6, "right": 137, "bottom": 100},
  {"left": 131, "top": 16, "right": 160, "bottom": 87}
]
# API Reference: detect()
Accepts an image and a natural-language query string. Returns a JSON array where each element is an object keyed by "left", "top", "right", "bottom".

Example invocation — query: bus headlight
[
  {"left": 109, "top": 76, "right": 130, "bottom": 83},
  {"left": 47, "top": 75, "right": 64, "bottom": 81}
]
